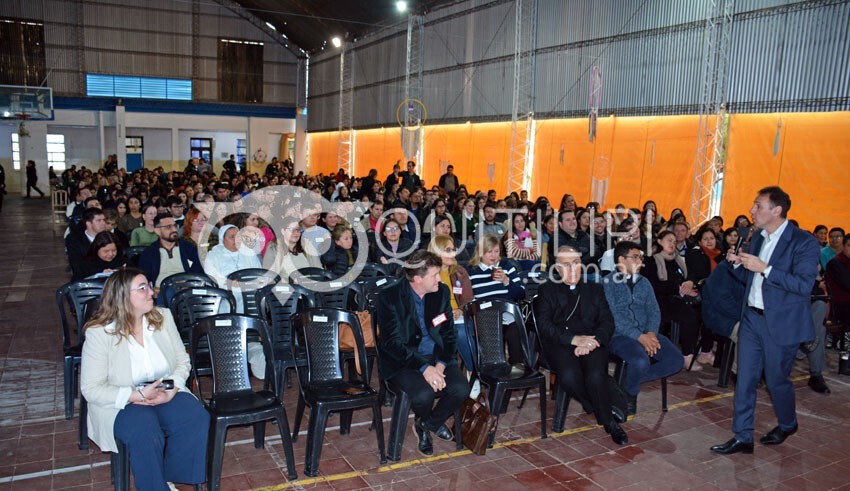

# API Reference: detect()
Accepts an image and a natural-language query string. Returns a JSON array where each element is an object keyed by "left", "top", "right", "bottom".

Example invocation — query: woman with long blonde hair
[
  {"left": 81, "top": 268, "right": 209, "bottom": 490},
  {"left": 428, "top": 235, "right": 476, "bottom": 391}
]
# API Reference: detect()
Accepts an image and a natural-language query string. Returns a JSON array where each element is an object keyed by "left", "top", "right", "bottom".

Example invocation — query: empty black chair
[
  {"left": 158, "top": 272, "right": 217, "bottom": 308},
  {"left": 55, "top": 278, "right": 105, "bottom": 421},
  {"left": 226, "top": 268, "right": 281, "bottom": 316},
  {"left": 170, "top": 287, "right": 236, "bottom": 393},
  {"left": 123, "top": 246, "right": 146, "bottom": 267},
  {"left": 466, "top": 299, "right": 547, "bottom": 444},
  {"left": 358, "top": 262, "right": 391, "bottom": 280},
  {"left": 290, "top": 308, "right": 386, "bottom": 477},
  {"left": 191, "top": 314, "right": 297, "bottom": 489},
  {"left": 257, "top": 283, "right": 317, "bottom": 396},
  {"left": 170, "top": 287, "right": 236, "bottom": 347},
  {"left": 289, "top": 267, "right": 334, "bottom": 286}
]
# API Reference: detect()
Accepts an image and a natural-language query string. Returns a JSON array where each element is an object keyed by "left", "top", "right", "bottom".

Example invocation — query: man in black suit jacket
[
  {"left": 377, "top": 250, "right": 468, "bottom": 456},
  {"left": 66, "top": 208, "right": 107, "bottom": 279},
  {"left": 535, "top": 245, "right": 628, "bottom": 445}
]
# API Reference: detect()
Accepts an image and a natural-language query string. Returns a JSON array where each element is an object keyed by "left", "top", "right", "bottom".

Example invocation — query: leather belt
[{"left": 749, "top": 306, "right": 765, "bottom": 316}]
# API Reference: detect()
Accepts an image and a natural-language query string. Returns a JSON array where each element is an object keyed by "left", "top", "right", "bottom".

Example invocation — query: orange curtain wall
[
  {"left": 533, "top": 115, "right": 700, "bottom": 216},
  {"left": 307, "top": 112, "right": 850, "bottom": 231},
  {"left": 721, "top": 111, "right": 850, "bottom": 231}
]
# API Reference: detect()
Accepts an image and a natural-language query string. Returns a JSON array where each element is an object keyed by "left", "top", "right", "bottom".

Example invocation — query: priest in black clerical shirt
[{"left": 534, "top": 245, "right": 628, "bottom": 445}]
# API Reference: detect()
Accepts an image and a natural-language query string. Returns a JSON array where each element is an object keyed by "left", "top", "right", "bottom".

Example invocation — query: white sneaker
[
  {"left": 469, "top": 379, "right": 481, "bottom": 399},
  {"left": 684, "top": 354, "right": 702, "bottom": 372}
]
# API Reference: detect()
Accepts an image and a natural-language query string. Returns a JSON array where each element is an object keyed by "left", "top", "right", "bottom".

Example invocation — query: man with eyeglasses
[
  {"left": 139, "top": 214, "right": 203, "bottom": 288},
  {"left": 603, "top": 241, "right": 682, "bottom": 416}
]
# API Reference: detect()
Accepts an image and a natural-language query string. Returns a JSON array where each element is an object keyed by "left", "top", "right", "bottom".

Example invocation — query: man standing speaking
[{"left": 711, "top": 186, "right": 819, "bottom": 455}]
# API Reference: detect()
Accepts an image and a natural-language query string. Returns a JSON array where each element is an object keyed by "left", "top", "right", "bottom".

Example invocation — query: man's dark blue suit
[{"left": 729, "top": 222, "right": 819, "bottom": 443}]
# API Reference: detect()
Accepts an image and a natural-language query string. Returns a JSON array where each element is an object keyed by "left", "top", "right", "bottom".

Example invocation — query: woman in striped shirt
[{"left": 467, "top": 234, "right": 527, "bottom": 367}]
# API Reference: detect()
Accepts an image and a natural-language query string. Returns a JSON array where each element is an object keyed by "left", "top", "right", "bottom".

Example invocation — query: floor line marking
[
  {"left": 6, "top": 375, "right": 816, "bottom": 487},
  {"left": 260, "top": 382, "right": 783, "bottom": 491}
]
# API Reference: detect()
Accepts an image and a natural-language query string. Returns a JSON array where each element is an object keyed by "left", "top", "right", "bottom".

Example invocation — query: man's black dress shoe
[
  {"left": 433, "top": 424, "right": 453, "bottom": 442},
  {"left": 808, "top": 375, "right": 831, "bottom": 394},
  {"left": 626, "top": 395, "right": 637, "bottom": 416},
  {"left": 760, "top": 424, "right": 797, "bottom": 445},
  {"left": 605, "top": 421, "right": 628, "bottom": 445},
  {"left": 611, "top": 406, "right": 627, "bottom": 424},
  {"left": 710, "top": 438, "right": 754, "bottom": 455},
  {"left": 413, "top": 417, "right": 433, "bottom": 456}
]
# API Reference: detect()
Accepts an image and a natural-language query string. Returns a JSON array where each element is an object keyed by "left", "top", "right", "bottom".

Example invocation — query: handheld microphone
[{"left": 735, "top": 235, "right": 745, "bottom": 254}]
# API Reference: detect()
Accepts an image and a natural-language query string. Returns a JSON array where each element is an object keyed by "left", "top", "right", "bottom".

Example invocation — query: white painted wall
[{"left": 0, "top": 109, "right": 296, "bottom": 177}]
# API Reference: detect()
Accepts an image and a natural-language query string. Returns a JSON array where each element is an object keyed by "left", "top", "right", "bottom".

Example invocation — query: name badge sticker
[
  {"left": 432, "top": 313, "right": 448, "bottom": 326},
  {"left": 452, "top": 286, "right": 463, "bottom": 295}
]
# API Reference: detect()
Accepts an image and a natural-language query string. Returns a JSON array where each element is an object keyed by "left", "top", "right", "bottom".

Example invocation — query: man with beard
[{"left": 139, "top": 213, "right": 203, "bottom": 287}]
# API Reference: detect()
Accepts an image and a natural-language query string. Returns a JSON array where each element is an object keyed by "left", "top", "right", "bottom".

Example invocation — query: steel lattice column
[
  {"left": 691, "top": 0, "right": 734, "bottom": 227},
  {"left": 338, "top": 43, "right": 354, "bottom": 174},
  {"left": 507, "top": 0, "right": 538, "bottom": 196},
  {"left": 402, "top": 15, "right": 425, "bottom": 162}
]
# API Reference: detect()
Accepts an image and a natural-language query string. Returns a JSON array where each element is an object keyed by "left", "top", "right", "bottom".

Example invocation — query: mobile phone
[
  {"left": 735, "top": 235, "right": 745, "bottom": 255},
  {"left": 136, "top": 379, "right": 175, "bottom": 390}
]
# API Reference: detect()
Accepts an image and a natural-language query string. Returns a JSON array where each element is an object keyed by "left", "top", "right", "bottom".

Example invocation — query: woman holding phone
[{"left": 80, "top": 268, "right": 208, "bottom": 490}]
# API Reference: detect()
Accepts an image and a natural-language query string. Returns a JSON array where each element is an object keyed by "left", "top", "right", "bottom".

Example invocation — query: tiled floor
[{"left": 1, "top": 197, "right": 849, "bottom": 490}]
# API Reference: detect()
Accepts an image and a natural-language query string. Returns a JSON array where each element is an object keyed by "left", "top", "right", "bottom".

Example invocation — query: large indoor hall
[{"left": 1, "top": 0, "right": 849, "bottom": 490}]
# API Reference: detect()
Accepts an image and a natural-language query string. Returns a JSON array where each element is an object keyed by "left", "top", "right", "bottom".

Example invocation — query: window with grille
[
  {"left": 11, "top": 133, "right": 20, "bottom": 170},
  {"left": 46, "top": 134, "right": 65, "bottom": 171}
]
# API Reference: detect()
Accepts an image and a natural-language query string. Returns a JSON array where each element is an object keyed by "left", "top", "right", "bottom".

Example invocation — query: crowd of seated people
[{"left": 55, "top": 155, "right": 845, "bottom": 484}]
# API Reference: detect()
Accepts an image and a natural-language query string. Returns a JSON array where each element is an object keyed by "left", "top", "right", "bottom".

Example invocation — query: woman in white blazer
[{"left": 80, "top": 268, "right": 209, "bottom": 490}]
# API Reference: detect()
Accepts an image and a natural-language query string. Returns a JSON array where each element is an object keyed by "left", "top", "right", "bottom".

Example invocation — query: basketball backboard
[{"left": 0, "top": 85, "right": 53, "bottom": 120}]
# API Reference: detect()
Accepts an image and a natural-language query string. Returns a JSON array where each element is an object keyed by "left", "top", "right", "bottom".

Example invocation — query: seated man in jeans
[
  {"left": 603, "top": 241, "right": 682, "bottom": 415},
  {"left": 376, "top": 250, "right": 469, "bottom": 456}
]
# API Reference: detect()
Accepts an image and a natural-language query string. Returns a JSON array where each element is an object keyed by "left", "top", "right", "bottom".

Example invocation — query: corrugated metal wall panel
[
  {"left": 302, "top": 0, "right": 849, "bottom": 129},
  {"left": 0, "top": 0, "right": 300, "bottom": 101}
]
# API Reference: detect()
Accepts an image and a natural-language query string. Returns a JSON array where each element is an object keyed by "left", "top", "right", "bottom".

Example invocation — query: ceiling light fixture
[
  {"left": 331, "top": 37, "right": 341, "bottom": 48},
  {"left": 265, "top": 22, "right": 276, "bottom": 30},
  {"left": 396, "top": 1, "right": 407, "bottom": 12}
]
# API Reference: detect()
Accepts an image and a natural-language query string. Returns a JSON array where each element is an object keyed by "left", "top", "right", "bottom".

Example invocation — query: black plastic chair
[
  {"left": 158, "top": 272, "right": 217, "bottom": 308},
  {"left": 528, "top": 297, "right": 668, "bottom": 432},
  {"left": 502, "top": 258, "right": 524, "bottom": 274},
  {"left": 226, "top": 268, "right": 281, "bottom": 316},
  {"left": 611, "top": 354, "right": 668, "bottom": 412},
  {"left": 357, "top": 262, "right": 391, "bottom": 280},
  {"left": 289, "top": 267, "right": 334, "bottom": 286},
  {"left": 466, "top": 299, "right": 547, "bottom": 444},
  {"left": 77, "top": 297, "right": 101, "bottom": 451},
  {"left": 109, "top": 439, "right": 202, "bottom": 491},
  {"left": 55, "top": 278, "right": 105, "bottom": 421},
  {"left": 519, "top": 270, "right": 546, "bottom": 302},
  {"left": 257, "top": 283, "right": 317, "bottom": 397},
  {"left": 526, "top": 296, "right": 572, "bottom": 433},
  {"left": 290, "top": 308, "right": 387, "bottom": 477},
  {"left": 191, "top": 314, "right": 298, "bottom": 489},
  {"left": 171, "top": 287, "right": 236, "bottom": 394},
  {"left": 170, "top": 287, "right": 237, "bottom": 344},
  {"left": 123, "top": 246, "right": 147, "bottom": 267},
  {"left": 383, "top": 380, "right": 463, "bottom": 461}
]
